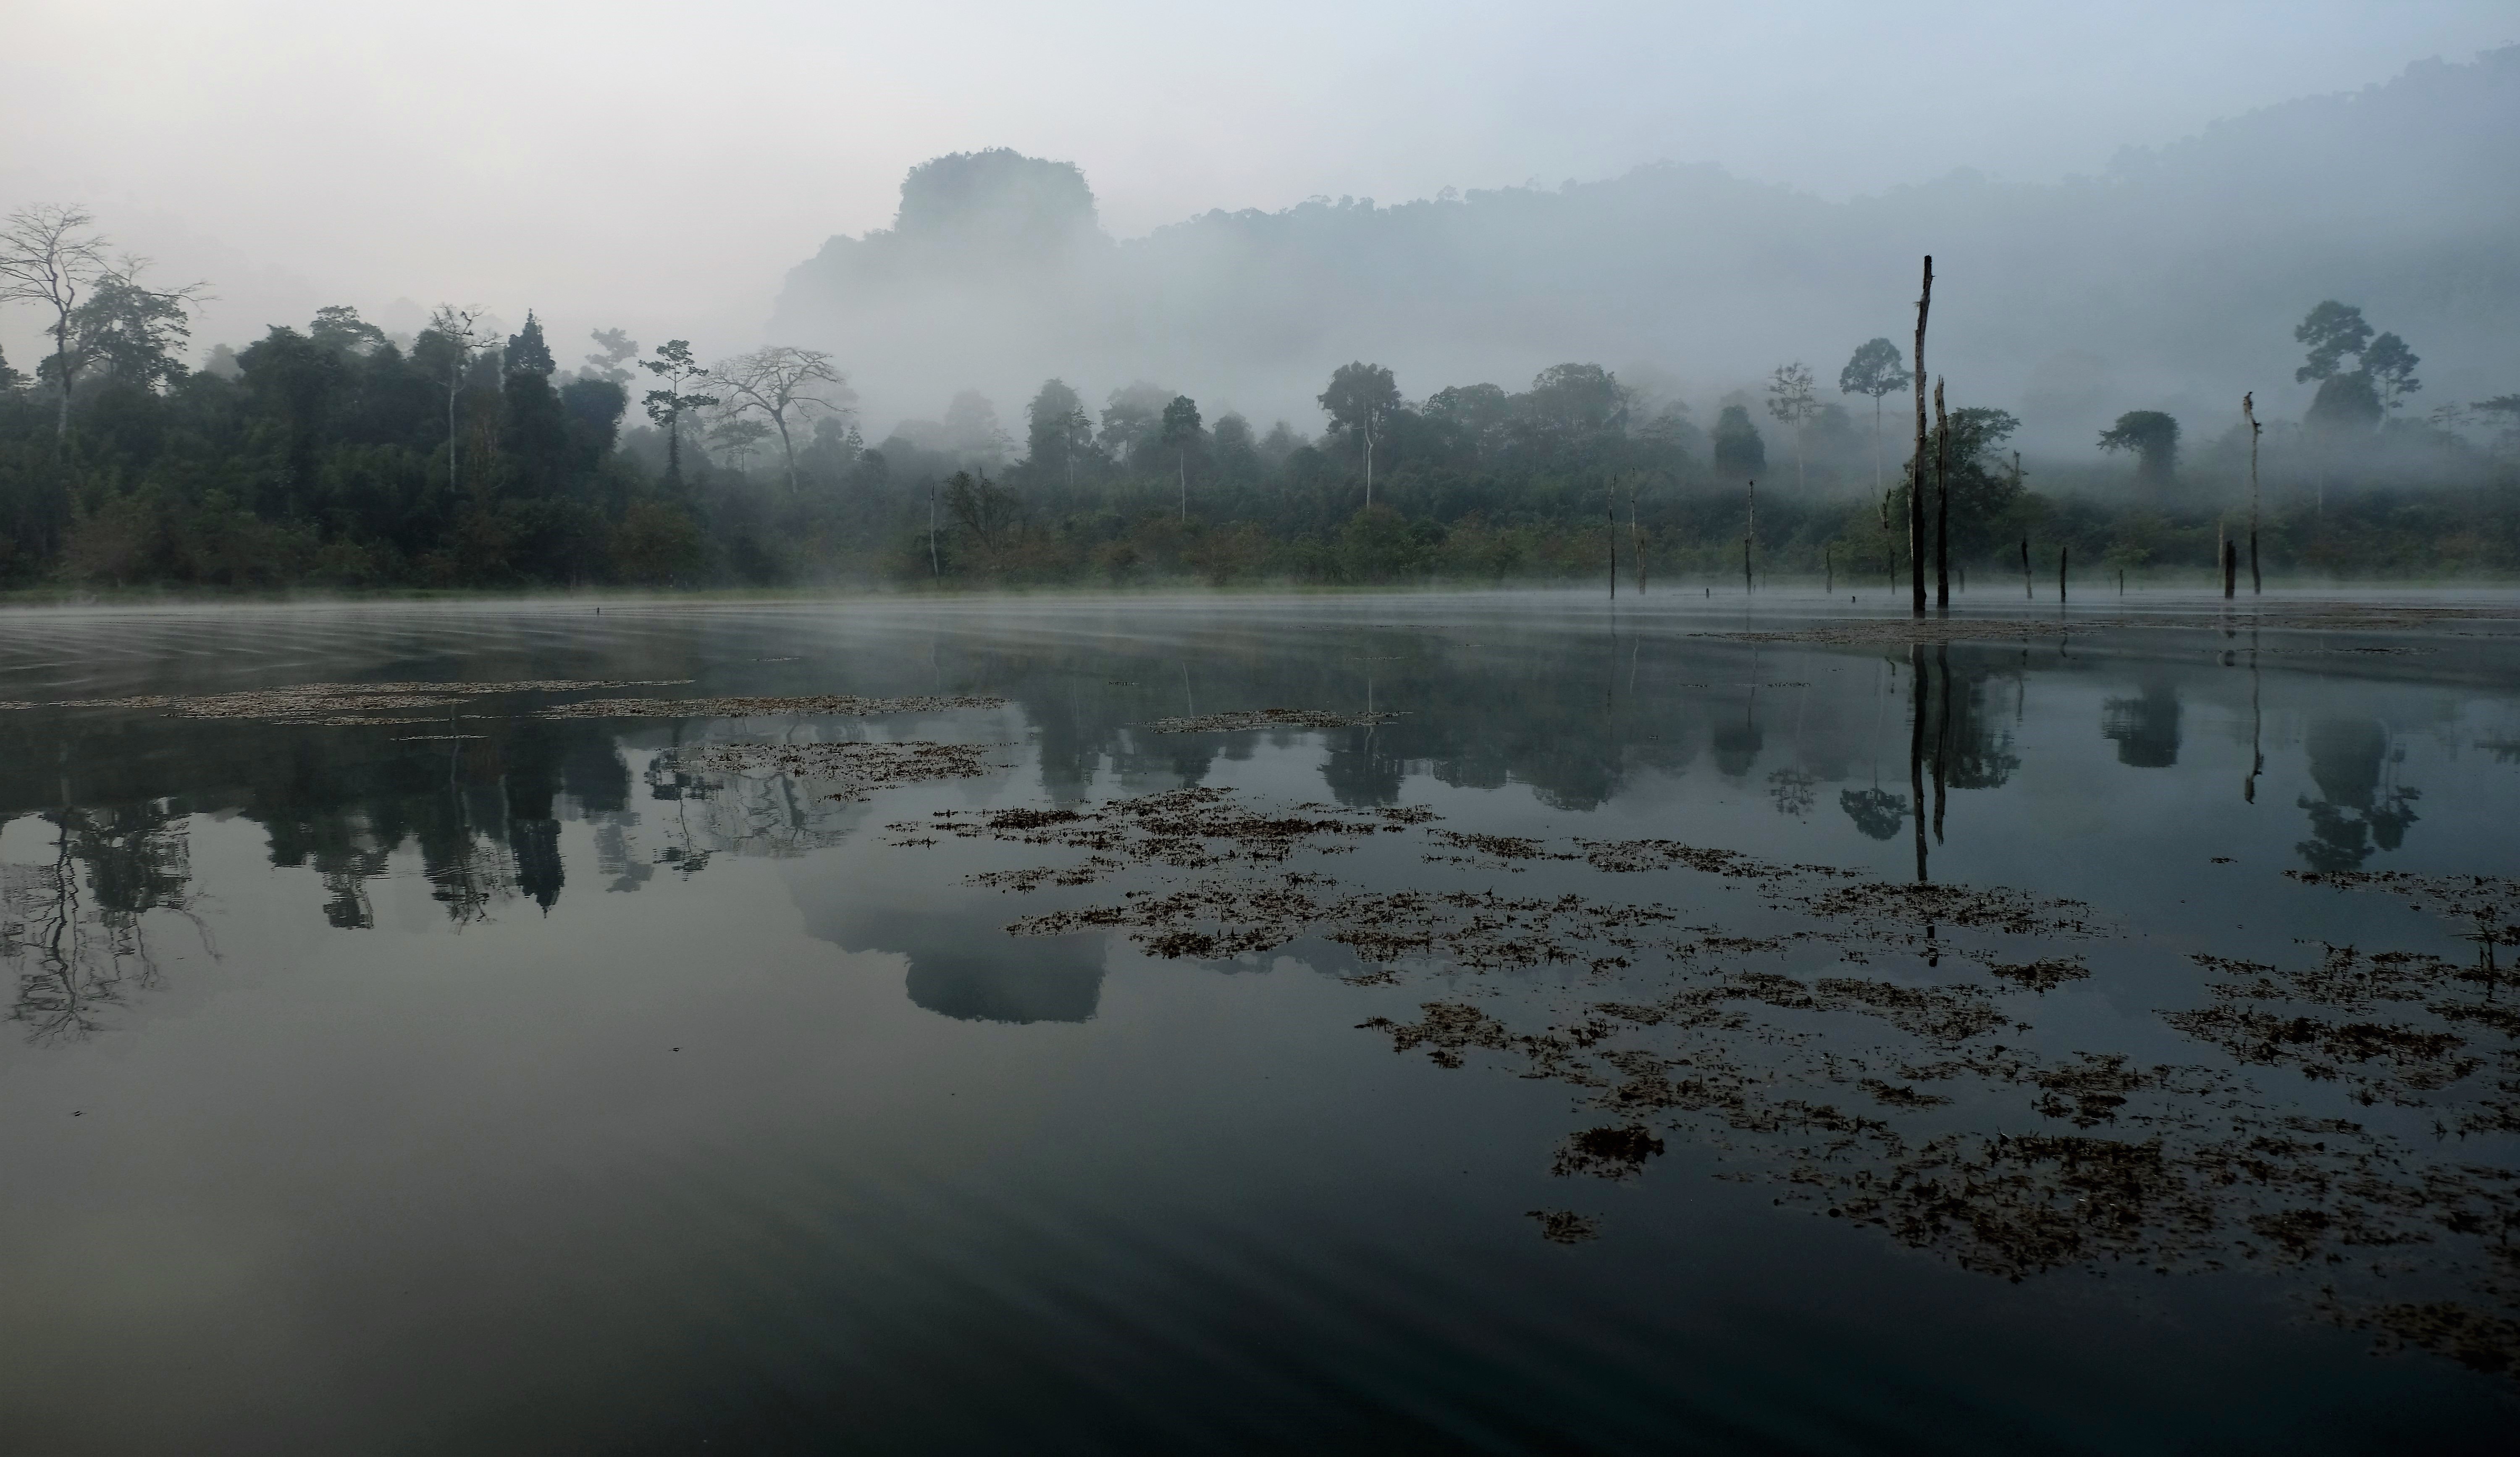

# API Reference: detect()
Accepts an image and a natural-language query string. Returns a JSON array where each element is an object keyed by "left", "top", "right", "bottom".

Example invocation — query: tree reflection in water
[
  {"left": 3, "top": 806, "right": 209, "bottom": 1043},
  {"left": 2297, "top": 718, "right": 2422, "bottom": 872}
]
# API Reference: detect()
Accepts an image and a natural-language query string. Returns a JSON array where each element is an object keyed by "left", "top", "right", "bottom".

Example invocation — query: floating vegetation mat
[
  {"left": 878, "top": 781, "right": 2520, "bottom": 1376},
  {"left": 676, "top": 740, "right": 1000, "bottom": 800},
  {"left": 26, "top": 679, "right": 690, "bottom": 725},
  {"left": 888, "top": 786, "right": 1427, "bottom": 887},
  {"left": 1143, "top": 708, "right": 1400, "bottom": 733},
  {"left": 541, "top": 693, "right": 1004, "bottom": 719}
]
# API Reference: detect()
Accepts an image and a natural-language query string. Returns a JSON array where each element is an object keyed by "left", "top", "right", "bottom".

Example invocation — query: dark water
[{"left": 3, "top": 591, "right": 2517, "bottom": 1454}]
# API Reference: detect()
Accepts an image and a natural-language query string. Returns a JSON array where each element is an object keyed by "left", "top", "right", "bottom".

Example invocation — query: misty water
[{"left": 3, "top": 591, "right": 2518, "bottom": 1453}]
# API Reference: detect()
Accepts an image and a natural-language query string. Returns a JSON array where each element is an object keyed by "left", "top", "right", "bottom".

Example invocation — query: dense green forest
[{"left": 3, "top": 207, "right": 2516, "bottom": 592}]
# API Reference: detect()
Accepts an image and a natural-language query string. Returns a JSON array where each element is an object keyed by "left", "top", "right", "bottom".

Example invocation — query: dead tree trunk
[
  {"left": 1933, "top": 376, "right": 1950, "bottom": 610},
  {"left": 1909, "top": 256, "right": 1932, "bottom": 616},
  {"left": 1743, "top": 479, "right": 1756, "bottom": 593},
  {"left": 2244, "top": 392, "right": 2263, "bottom": 594},
  {"left": 1629, "top": 475, "right": 1646, "bottom": 594}
]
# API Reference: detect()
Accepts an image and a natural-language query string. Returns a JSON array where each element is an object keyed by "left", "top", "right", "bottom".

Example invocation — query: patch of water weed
[
  {"left": 899, "top": 787, "right": 1423, "bottom": 889},
  {"left": 541, "top": 693, "right": 1004, "bottom": 719},
  {"left": 1551, "top": 1125, "right": 1668, "bottom": 1181},
  {"left": 28, "top": 679, "right": 689, "bottom": 725},
  {"left": 1143, "top": 708, "right": 1400, "bottom": 732},
  {"left": 1526, "top": 1209, "right": 1601, "bottom": 1244},
  {"left": 676, "top": 741, "right": 1003, "bottom": 800}
]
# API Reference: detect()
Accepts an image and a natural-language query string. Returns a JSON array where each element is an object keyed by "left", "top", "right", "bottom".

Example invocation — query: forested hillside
[{"left": 775, "top": 47, "right": 2520, "bottom": 449}]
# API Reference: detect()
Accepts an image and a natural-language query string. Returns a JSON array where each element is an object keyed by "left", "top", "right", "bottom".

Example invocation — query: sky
[{"left": 3, "top": 0, "right": 2513, "bottom": 370}]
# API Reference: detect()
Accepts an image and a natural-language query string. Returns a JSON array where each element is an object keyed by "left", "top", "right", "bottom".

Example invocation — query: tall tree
[
  {"left": 310, "top": 305, "right": 388, "bottom": 355},
  {"left": 1764, "top": 361, "right": 1819, "bottom": 491},
  {"left": 2362, "top": 332, "right": 2421, "bottom": 418},
  {"left": 67, "top": 261, "right": 205, "bottom": 394},
  {"left": 1025, "top": 378, "right": 1087, "bottom": 490},
  {"left": 501, "top": 311, "right": 570, "bottom": 501},
  {"left": 581, "top": 328, "right": 638, "bottom": 385},
  {"left": 1160, "top": 394, "right": 1201, "bottom": 520},
  {"left": 1318, "top": 361, "right": 1399, "bottom": 507},
  {"left": 2097, "top": 410, "right": 2181, "bottom": 485},
  {"left": 422, "top": 305, "right": 497, "bottom": 498},
  {"left": 1712, "top": 405, "right": 1765, "bottom": 480},
  {"left": 639, "top": 339, "right": 717, "bottom": 485},
  {"left": 1838, "top": 337, "right": 1910, "bottom": 498},
  {"left": 709, "top": 347, "right": 851, "bottom": 491},
  {"left": 2294, "top": 301, "right": 2373, "bottom": 385},
  {"left": 0, "top": 205, "right": 111, "bottom": 444}
]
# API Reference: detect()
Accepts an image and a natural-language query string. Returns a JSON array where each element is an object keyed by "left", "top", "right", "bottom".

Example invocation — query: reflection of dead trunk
[
  {"left": 1933, "top": 643, "right": 1950, "bottom": 844},
  {"left": 2244, "top": 635, "right": 2264, "bottom": 803},
  {"left": 1909, "top": 644, "right": 1929, "bottom": 883}
]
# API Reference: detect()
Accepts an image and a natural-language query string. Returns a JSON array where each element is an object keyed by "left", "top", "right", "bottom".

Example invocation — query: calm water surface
[{"left": 3, "top": 591, "right": 2518, "bottom": 1454}]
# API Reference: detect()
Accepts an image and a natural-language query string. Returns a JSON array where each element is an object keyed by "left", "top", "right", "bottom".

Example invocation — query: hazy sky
[{"left": 3, "top": 0, "right": 2512, "bottom": 369}]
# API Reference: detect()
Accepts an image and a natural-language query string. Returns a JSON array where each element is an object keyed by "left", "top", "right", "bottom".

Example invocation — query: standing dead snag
[
  {"left": 1909, "top": 256, "right": 1932, "bottom": 616},
  {"left": 1606, "top": 498, "right": 1617, "bottom": 600},
  {"left": 1933, "top": 377, "right": 1950, "bottom": 610},
  {"left": 2243, "top": 392, "right": 2263, "bottom": 594},
  {"left": 1743, "top": 479, "right": 1756, "bottom": 593},
  {"left": 2059, "top": 545, "right": 2068, "bottom": 602},
  {"left": 1628, "top": 473, "right": 1647, "bottom": 594},
  {"left": 2020, "top": 537, "right": 2032, "bottom": 599}
]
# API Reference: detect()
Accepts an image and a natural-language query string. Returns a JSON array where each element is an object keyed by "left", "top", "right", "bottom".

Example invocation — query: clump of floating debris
[
  {"left": 895, "top": 787, "right": 1423, "bottom": 887},
  {"left": 541, "top": 693, "right": 1005, "bottom": 719},
  {"left": 676, "top": 741, "right": 1002, "bottom": 800},
  {"left": 30, "top": 679, "right": 690, "bottom": 726},
  {"left": 1144, "top": 708, "right": 1399, "bottom": 732}
]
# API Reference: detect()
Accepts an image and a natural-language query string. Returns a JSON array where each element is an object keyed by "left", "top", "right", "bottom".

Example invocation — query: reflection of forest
[
  {"left": 2296, "top": 718, "right": 2421, "bottom": 872},
  {"left": 0, "top": 625, "right": 2459, "bottom": 1038},
  {"left": 0, "top": 708, "right": 876, "bottom": 1039},
  {"left": 2, "top": 806, "right": 200, "bottom": 1043}
]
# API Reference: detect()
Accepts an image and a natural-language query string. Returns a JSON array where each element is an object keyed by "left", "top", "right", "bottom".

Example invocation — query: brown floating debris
[
  {"left": 677, "top": 740, "right": 1000, "bottom": 800},
  {"left": 39, "top": 679, "right": 691, "bottom": 724},
  {"left": 1526, "top": 1209, "right": 1601, "bottom": 1244},
  {"left": 541, "top": 693, "right": 1004, "bottom": 719},
  {"left": 870, "top": 777, "right": 2520, "bottom": 1381},
  {"left": 1144, "top": 708, "right": 1400, "bottom": 732}
]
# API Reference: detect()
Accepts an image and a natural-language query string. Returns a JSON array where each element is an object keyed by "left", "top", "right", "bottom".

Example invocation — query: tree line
[{"left": 3, "top": 202, "right": 2516, "bottom": 592}]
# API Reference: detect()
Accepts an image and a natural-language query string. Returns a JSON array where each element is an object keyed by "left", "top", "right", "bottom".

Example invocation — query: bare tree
[
  {"left": 710, "top": 347, "right": 852, "bottom": 491},
  {"left": 1764, "top": 362, "right": 1819, "bottom": 491},
  {"left": 425, "top": 305, "right": 497, "bottom": 498},
  {"left": 0, "top": 205, "right": 111, "bottom": 446}
]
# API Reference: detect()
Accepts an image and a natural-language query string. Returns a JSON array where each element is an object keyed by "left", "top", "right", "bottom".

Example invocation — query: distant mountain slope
[{"left": 772, "top": 47, "right": 2520, "bottom": 452}]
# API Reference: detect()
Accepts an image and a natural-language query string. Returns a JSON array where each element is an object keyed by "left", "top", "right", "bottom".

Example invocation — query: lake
[{"left": 2, "top": 590, "right": 2516, "bottom": 1454}]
